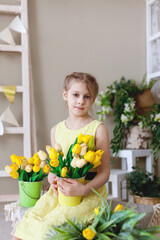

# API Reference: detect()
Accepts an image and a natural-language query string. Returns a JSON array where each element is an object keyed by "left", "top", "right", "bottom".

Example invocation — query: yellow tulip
[
  {"left": 113, "top": 204, "right": 124, "bottom": 213},
  {"left": 94, "top": 207, "right": 100, "bottom": 215},
  {"left": 10, "top": 171, "right": 19, "bottom": 179},
  {"left": 49, "top": 148, "right": 58, "bottom": 159},
  {"left": 82, "top": 228, "right": 96, "bottom": 240},
  {"left": 33, "top": 152, "right": 40, "bottom": 159},
  {"left": 33, "top": 164, "right": 40, "bottom": 172},
  {"left": 10, "top": 164, "right": 19, "bottom": 171},
  {"left": 96, "top": 149, "right": 104, "bottom": 157},
  {"left": 72, "top": 144, "right": 81, "bottom": 154},
  {"left": 34, "top": 157, "right": 41, "bottom": 165},
  {"left": 10, "top": 154, "right": 17, "bottom": 163},
  {"left": 50, "top": 159, "right": 59, "bottom": 167},
  {"left": 25, "top": 164, "right": 33, "bottom": 173},
  {"left": 84, "top": 151, "right": 95, "bottom": 163},
  {"left": 61, "top": 167, "right": 67, "bottom": 177},
  {"left": 82, "top": 135, "right": 92, "bottom": 144},
  {"left": 93, "top": 161, "right": 101, "bottom": 168},
  {"left": 37, "top": 150, "right": 48, "bottom": 161},
  {"left": 77, "top": 133, "right": 84, "bottom": 143},
  {"left": 33, "top": 153, "right": 41, "bottom": 165},
  {"left": 60, "top": 151, "right": 64, "bottom": 156},
  {"left": 28, "top": 157, "right": 34, "bottom": 165},
  {"left": 16, "top": 156, "right": 23, "bottom": 166},
  {"left": 43, "top": 164, "right": 50, "bottom": 174}
]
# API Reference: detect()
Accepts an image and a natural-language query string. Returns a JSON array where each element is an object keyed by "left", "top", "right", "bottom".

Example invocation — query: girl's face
[{"left": 63, "top": 80, "right": 93, "bottom": 118}]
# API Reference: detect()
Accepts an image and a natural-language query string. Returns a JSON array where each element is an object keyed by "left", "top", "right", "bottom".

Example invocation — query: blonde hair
[{"left": 63, "top": 72, "right": 99, "bottom": 101}]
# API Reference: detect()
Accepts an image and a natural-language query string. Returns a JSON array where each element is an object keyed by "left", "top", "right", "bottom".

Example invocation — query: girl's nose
[{"left": 78, "top": 96, "right": 84, "bottom": 104}]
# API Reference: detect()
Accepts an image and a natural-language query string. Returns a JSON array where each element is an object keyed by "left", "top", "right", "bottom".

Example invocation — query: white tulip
[
  {"left": 40, "top": 160, "right": 46, "bottom": 168},
  {"left": 38, "top": 150, "right": 48, "bottom": 160},
  {"left": 5, "top": 165, "right": 12, "bottom": 174},
  {"left": 80, "top": 143, "right": 87, "bottom": 156},
  {"left": 71, "top": 157, "right": 79, "bottom": 168},
  {"left": 25, "top": 164, "right": 33, "bottom": 173},
  {"left": 46, "top": 145, "right": 52, "bottom": 154},
  {"left": 54, "top": 143, "right": 62, "bottom": 153},
  {"left": 21, "top": 159, "right": 28, "bottom": 170},
  {"left": 76, "top": 159, "right": 87, "bottom": 168}
]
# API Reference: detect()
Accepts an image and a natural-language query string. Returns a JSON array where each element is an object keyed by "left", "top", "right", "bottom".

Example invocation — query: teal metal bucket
[{"left": 18, "top": 181, "right": 42, "bottom": 207}]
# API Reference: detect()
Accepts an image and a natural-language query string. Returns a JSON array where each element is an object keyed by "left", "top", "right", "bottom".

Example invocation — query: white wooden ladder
[{"left": 0, "top": 0, "right": 37, "bottom": 200}]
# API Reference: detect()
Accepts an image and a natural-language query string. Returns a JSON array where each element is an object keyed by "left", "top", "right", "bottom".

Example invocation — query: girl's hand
[
  {"left": 57, "top": 178, "right": 86, "bottom": 196},
  {"left": 48, "top": 172, "right": 58, "bottom": 196}
]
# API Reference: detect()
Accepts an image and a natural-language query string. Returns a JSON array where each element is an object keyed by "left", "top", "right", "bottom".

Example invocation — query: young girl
[{"left": 13, "top": 72, "right": 110, "bottom": 240}]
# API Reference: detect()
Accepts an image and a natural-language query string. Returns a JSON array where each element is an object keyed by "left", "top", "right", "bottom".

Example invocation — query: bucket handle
[{"left": 21, "top": 182, "right": 40, "bottom": 200}]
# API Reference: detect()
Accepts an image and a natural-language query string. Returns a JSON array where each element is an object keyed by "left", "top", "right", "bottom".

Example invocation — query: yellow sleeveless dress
[{"left": 15, "top": 120, "right": 107, "bottom": 240}]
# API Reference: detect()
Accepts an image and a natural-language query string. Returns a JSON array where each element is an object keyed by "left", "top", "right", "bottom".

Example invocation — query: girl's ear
[{"left": 62, "top": 89, "right": 68, "bottom": 101}]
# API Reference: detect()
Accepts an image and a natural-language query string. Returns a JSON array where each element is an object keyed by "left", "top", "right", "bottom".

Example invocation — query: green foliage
[
  {"left": 140, "top": 103, "right": 160, "bottom": 160},
  {"left": 95, "top": 76, "right": 158, "bottom": 156},
  {"left": 18, "top": 167, "right": 48, "bottom": 182},
  {"left": 45, "top": 188, "right": 160, "bottom": 240},
  {"left": 127, "top": 164, "right": 160, "bottom": 198}
]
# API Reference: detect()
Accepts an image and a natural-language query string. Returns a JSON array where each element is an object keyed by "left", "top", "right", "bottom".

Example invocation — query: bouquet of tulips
[
  {"left": 46, "top": 134, "right": 104, "bottom": 179},
  {"left": 46, "top": 189, "right": 160, "bottom": 240},
  {"left": 5, "top": 151, "right": 50, "bottom": 182}
]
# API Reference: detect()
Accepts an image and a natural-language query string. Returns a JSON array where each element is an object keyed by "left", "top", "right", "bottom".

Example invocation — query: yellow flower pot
[{"left": 58, "top": 176, "right": 85, "bottom": 207}]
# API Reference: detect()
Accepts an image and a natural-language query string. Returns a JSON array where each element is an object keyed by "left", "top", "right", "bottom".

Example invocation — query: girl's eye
[
  {"left": 85, "top": 95, "right": 90, "bottom": 99},
  {"left": 73, "top": 93, "right": 79, "bottom": 97}
]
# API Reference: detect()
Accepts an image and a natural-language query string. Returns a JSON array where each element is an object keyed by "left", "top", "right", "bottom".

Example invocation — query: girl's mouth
[{"left": 75, "top": 106, "right": 84, "bottom": 110}]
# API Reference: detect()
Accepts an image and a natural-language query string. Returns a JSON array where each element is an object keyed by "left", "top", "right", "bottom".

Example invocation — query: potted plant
[
  {"left": 46, "top": 189, "right": 160, "bottom": 239},
  {"left": 95, "top": 76, "right": 157, "bottom": 156},
  {"left": 127, "top": 164, "right": 160, "bottom": 205},
  {"left": 45, "top": 134, "right": 104, "bottom": 207},
  {"left": 5, "top": 151, "right": 50, "bottom": 207}
]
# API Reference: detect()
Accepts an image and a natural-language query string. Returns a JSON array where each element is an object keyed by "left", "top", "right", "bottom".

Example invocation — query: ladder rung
[
  {"left": 0, "top": 44, "right": 22, "bottom": 52},
  {"left": 4, "top": 127, "right": 24, "bottom": 134},
  {"left": 0, "top": 86, "right": 23, "bottom": 92},
  {"left": 0, "top": 194, "right": 19, "bottom": 202},
  {"left": 148, "top": 0, "right": 157, "bottom": 5},
  {"left": 0, "top": 170, "right": 10, "bottom": 177},
  {"left": 149, "top": 32, "right": 160, "bottom": 42},
  {"left": 149, "top": 71, "right": 160, "bottom": 80},
  {"left": 0, "top": 4, "right": 21, "bottom": 14}
]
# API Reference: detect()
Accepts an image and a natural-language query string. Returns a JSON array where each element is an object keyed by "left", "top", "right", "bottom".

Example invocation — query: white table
[
  {"left": 108, "top": 149, "right": 155, "bottom": 200},
  {"left": 113, "top": 149, "right": 154, "bottom": 173}
]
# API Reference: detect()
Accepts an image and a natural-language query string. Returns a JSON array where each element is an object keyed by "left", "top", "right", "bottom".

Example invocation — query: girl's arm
[{"left": 57, "top": 123, "right": 110, "bottom": 197}]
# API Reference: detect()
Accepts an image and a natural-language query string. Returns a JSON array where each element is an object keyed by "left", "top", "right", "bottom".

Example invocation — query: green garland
[{"left": 96, "top": 76, "right": 158, "bottom": 157}]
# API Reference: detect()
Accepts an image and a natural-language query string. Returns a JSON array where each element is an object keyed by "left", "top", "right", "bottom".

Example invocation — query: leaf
[
  {"left": 122, "top": 213, "right": 146, "bottom": 231},
  {"left": 36, "top": 168, "right": 43, "bottom": 181},
  {"left": 30, "top": 174, "right": 40, "bottom": 182},
  {"left": 66, "top": 219, "right": 81, "bottom": 233},
  {"left": 82, "top": 164, "right": 93, "bottom": 177},
  {"left": 97, "top": 219, "right": 117, "bottom": 232},
  {"left": 96, "top": 233, "right": 111, "bottom": 240},
  {"left": 20, "top": 170, "right": 28, "bottom": 181}
]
